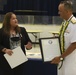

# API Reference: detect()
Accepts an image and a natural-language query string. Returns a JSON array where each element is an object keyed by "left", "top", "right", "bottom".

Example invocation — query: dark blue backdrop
[{"left": 0, "top": 0, "right": 62, "bottom": 16}]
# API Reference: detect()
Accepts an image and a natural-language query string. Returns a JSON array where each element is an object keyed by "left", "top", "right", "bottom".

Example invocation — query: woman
[{"left": 0, "top": 12, "right": 32, "bottom": 75}]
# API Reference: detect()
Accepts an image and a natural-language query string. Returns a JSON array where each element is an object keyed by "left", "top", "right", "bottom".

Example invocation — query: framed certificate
[{"left": 39, "top": 37, "right": 61, "bottom": 62}]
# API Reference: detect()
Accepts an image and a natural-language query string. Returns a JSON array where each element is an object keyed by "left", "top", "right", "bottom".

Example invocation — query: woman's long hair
[{"left": 2, "top": 12, "right": 21, "bottom": 36}]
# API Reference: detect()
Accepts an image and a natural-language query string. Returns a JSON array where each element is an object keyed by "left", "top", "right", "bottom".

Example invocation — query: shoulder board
[{"left": 71, "top": 17, "right": 76, "bottom": 24}]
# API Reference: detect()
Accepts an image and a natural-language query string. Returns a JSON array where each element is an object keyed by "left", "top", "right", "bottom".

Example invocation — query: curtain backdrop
[{"left": 2, "top": 0, "right": 62, "bottom": 16}]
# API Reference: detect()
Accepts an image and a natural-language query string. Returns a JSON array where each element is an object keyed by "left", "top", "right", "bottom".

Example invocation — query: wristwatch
[{"left": 60, "top": 57, "right": 64, "bottom": 61}]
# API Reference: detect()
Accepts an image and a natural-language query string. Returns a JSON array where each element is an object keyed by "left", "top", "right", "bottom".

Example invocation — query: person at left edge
[{"left": 0, "top": 12, "right": 32, "bottom": 75}]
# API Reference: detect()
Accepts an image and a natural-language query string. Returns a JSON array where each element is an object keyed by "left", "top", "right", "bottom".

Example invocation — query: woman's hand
[
  {"left": 25, "top": 42, "right": 32, "bottom": 50},
  {"left": 51, "top": 56, "right": 61, "bottom": 64},
  {"left": 2, "top": 48, "right": 13, "bottom": 56}
]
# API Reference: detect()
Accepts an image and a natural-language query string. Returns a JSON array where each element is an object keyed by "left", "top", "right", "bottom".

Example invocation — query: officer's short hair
[{"left": 60, "top": 0, "right": 73, "bottom": 11}]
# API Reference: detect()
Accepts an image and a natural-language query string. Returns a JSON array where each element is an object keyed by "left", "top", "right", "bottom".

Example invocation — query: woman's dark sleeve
[
  {"left": 0, "top": 28, "right": 5, "bottom": 52},
  {"left": 20, "top": 27, "right": 32, "bottom": 44}
]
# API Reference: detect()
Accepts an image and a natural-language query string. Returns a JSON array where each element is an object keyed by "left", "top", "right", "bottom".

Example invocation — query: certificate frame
[{"left": 39, "top": 37, "right": 61, "bottom": 62}]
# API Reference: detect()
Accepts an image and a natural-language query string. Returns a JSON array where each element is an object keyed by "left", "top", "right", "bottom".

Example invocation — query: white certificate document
[
  {"left": 4, "top": 46, "right": 28, "bottom": 69},
  {"left": 39, "top": 37, "right": 61, "bottom": 62}
]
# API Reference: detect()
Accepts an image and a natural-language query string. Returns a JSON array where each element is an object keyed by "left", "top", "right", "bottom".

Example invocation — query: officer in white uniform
[
  {"left": 51, "top": 1, "right": 76, "bottom": 75},
  {"left": 62, "top": 16, "right": 76, "bottom": 75}
]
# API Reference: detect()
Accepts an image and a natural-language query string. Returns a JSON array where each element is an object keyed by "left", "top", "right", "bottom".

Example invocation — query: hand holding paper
[
  {"left": 3, "top": 48, "right": 13, "bottom": 56},
  {"left": 4, "top": 46, "right": 28, "bottom": 69}
]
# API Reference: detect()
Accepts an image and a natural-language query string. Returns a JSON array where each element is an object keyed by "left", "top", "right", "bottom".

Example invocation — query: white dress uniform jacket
[{"left": 58, "top": 15, "right": 76, "bottom": 75}]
